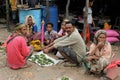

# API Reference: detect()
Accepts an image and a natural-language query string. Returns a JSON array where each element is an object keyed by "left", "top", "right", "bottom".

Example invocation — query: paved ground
[{"left": 0, "top": 23, "right": 120, "bottom": 80}]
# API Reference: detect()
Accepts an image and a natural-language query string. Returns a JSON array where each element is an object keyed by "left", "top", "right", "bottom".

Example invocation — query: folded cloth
[
  {"left": 106, "top": 67, "right": 120, "bottom": 80},
  {"left": 105, "top": 60, "right": 120, "bottom": 70},
  {"left": 104, "top": 60, "right": 120, "bottom": 80}
]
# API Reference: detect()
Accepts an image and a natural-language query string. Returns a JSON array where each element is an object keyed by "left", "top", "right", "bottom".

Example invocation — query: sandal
[
  {"left": 10, "top": 64, "right": 31, "bottom": 70},
  {"left": 63, "top": 62, "right": 77, "bottom": 67},
  {"left": 84, "top": 70, "right": 91, "bottom": 75},
  {"left": 63, "top": 59, "right": 69, "bottom": 62},
  {"left": 20, "top": 64, "right": 32, "bottom": 69}
]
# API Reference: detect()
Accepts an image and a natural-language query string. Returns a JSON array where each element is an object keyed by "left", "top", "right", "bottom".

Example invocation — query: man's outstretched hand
[{"left": 43, "top": 48, "right": 49, "bottom": 54}]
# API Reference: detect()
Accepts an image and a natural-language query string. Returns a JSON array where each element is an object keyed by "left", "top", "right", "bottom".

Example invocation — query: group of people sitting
[
  {"left": 4, "top": 16, "right": 115, "bottom": 80},
  {"left": 24, "top": 15, "right": 67, "bottom": 48}
]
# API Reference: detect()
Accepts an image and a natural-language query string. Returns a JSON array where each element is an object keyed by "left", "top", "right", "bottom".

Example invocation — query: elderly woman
[
  {"left": 85, "top": 30, "right": 112, "bottom": 75},
  {"left": 25, "top": 15, "right": 41, "bottom": 42},
  {"left": 5, "top": 23, "right": 33, "bottom": 69}
]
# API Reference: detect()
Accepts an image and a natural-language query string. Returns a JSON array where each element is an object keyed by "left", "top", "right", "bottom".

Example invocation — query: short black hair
[
  {"left": 46, "top": 22, "right": 53, "bottom": 27},
  {"left": 65, "top": 21, "right": 75, "bottom": 26},
  {"left": 89, "top": 0, "right": 94, "bottom": 2}
]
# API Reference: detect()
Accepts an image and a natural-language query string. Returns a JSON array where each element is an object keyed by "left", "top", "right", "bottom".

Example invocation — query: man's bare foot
[{"left": 63, "top": 62, "right": 77, "bottom": 67}]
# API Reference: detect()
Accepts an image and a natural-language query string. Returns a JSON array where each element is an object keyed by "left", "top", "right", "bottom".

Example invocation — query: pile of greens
[
  {"left": 29, "top": 54, "right": 54, "bottom": 66},
  {"left": 61, "top": 76, "right": 69, "bottom": 80},
  {"left": 0, "top": 42, "right": 4, "bottom": 46}
]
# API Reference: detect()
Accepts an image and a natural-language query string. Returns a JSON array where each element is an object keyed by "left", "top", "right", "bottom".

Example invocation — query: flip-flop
[
  {"left": 56, "top": 60, "right": 65, "bottom": 66},
  {"left": 10, "top": 64, "right": 31, "bottom": 70},
  {"left": 20, "top": 64, "right": 32, "bottom": 69},
  {"left": 63, "top": 59, "right": 69, "bottom": 62},
  {"left": 56, "top": 59, "right": 69, "bottom": 65},
  {"left": 64, "top": 62, "right": 77, "bottom": 67}
]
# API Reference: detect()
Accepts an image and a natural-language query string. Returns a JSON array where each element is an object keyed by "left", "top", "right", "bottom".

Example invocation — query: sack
[
  {"left": 104, "top": 22, "right": 111, "bottom": 30},
  {"left": 30, "top": 40, "right": 42, "bottom": 51}
]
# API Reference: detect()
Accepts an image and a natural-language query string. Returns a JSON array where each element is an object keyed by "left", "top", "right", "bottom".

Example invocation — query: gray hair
[
  {"left": 25, "top": 15, "right": 35, "bottom": 25},
  {"left": 94, "top": 30, "right": 107, "bottom": 44}
]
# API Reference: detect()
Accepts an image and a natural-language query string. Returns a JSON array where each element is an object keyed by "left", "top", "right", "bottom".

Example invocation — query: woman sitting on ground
[
  {"left": 58, "top": 21, "right": 67, "bottom": 37},
  {"left": 6, "top": 23, "right": 33, "bottom": 69},
  {"left": 25, "top": 15, "right": 41, "bottom": 42},
  {"left": 85, "top": 30, "right": 112, "bottom": 75}
]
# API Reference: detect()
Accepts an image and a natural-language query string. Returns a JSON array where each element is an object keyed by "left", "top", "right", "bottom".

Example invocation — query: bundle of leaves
[
  {"left": 0, "top": 42, "right": 4, "bottom": 46},
  {"left": 29, "top": 54, "right": 54, "bottom": 66},
  {"left": 61, "top": 76, "right": 70, "bottom": 80}
]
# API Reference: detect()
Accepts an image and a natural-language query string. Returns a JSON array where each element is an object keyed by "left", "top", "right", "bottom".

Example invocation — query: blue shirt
[{"left": 32, "top": 24, "right": 37, "bottom": 33}]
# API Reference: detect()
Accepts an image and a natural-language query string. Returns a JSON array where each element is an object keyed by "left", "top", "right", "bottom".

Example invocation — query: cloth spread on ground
[{"left": 28, "top": 51, "right": 60, "bottom": 66}]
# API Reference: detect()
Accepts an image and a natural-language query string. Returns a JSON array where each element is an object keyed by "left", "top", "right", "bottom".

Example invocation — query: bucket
[
  {"left": 41, "top": 5, "right": 58, "bottom": 31},
  {"left": 19, "top": 8, "right": 41, "bottom": 32}
]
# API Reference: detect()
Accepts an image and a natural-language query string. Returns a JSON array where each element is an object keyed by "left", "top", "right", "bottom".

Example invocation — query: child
[
  {"left": 44, "top": 22, "right": 58, "bottom": 45},
  {"left": 58, "top": 21, "right": 67, "bottom": 37}
]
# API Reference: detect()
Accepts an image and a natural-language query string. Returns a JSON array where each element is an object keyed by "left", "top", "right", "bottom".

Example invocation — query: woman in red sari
[{"left": 6, "top": 23, "right": 33, "bottom": 69}]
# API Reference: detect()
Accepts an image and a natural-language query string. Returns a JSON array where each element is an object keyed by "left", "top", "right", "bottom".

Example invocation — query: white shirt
[{"left": 83, "top": 7, "right": 92, "bottom": 24}]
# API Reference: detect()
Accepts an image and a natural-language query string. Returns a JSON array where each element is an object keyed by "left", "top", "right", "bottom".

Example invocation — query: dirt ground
[{"left": 0, "top": 23, "right": 120, "bottom": 80}]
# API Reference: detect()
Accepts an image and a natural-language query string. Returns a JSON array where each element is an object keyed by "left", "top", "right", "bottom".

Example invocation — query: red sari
[{"left": 6, "top": 35, "right": 30, "bottom": 69}]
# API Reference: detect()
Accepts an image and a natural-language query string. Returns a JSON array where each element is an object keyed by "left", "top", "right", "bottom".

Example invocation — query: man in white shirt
[{"left": 43, "top": 21, "right": 86, "bottom": 67}]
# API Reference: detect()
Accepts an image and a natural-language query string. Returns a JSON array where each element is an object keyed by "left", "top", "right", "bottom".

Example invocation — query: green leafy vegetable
[
  {"left": 61, "top": 76, "right": 69, "bottom": 80},
  {"left": 29, "top": 54, "right": 54, "bottom": 66}
]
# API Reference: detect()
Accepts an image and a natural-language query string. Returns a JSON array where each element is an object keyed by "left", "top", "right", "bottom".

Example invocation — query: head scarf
[
  {"left": 25, "top": 15, "right": 35, "bottom": 25},
  {"left": 94, "top": 29, "right": 107, "bottom": 44},
  {"left": 14, "top": 23, "right": 26, "bottom": 31}
]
